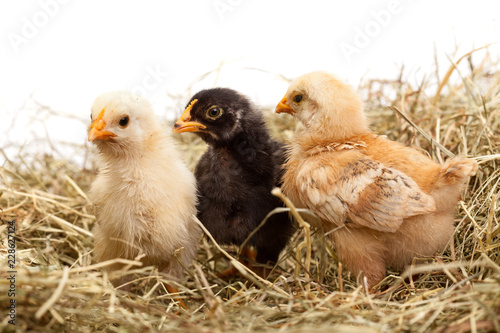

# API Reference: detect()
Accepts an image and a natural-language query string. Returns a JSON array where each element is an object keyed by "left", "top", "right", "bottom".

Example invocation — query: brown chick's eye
[
  {"left": 206, "top": 107, "right": 222, "bottom": 119},
  {"left": 119, "top": 116, "right": 129, "bottom": 127},
  {"left": 293, "top": 95, "right": 303, "bottom": 103}
]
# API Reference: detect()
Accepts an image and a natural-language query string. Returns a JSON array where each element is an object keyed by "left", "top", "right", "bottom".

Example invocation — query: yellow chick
[
  {"left": 88, "top": 91, "right": 200, "bottom": 300},
  {"left": 275, "top": 72, "right": 478, "bottom": 290}
]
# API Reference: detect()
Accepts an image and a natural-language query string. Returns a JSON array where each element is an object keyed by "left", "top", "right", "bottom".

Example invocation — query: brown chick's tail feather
[{"left": 438, "top": 158, "right": 478, "bottom": 186}]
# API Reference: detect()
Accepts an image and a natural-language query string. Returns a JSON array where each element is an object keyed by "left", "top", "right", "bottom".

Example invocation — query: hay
[{"left": 1, "top": 51, "right": 499, "bottom": 332}]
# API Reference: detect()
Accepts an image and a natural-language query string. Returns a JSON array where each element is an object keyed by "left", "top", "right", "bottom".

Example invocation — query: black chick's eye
[
  {"left": 293, "top": 94, "right": 303, "bottom": 103},
  {"left": 119, "top": 116, "right": 129, "bottom": 127},
  {"left": 206, "top": 106, "right": 222, "bottom": 120}
]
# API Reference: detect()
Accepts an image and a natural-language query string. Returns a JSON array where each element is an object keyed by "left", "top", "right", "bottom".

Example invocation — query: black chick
[{"left": 172, "top": 88, "right": 294, "bottom": 278}]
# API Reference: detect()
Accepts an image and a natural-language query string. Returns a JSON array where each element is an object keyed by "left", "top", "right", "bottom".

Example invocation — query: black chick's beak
[{"left": 172, "top": 99, "right": 207, "bottom": 133}]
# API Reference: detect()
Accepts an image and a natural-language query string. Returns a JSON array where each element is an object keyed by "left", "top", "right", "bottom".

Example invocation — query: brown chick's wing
[{"left": 296, "top": 157, "right": 436, "bottom": 233}]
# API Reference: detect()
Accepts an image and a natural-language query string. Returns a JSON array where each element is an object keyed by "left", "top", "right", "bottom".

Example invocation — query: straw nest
[{"left": 1, "top": 51, "right": 499, "bottom": 332}]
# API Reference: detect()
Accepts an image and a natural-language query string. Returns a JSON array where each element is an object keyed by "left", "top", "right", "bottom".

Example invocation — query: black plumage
[{"left": 173, "top": 88, "right": 294, "bottom": 275}]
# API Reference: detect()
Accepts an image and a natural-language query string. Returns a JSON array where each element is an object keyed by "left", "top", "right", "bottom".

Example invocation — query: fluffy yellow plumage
[{"left": 88, "top": 91, "right": 200, "bottom": 290}]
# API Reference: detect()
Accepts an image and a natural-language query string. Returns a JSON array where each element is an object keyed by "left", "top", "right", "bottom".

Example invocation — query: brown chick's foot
[
  {"left": 439, "top": 158, "right": 478, "bottom": 185},
  {"left": 164, "top": 283, "right": 188, "bottom": 310},
  {"left": 355, "top": 269, "right": 386, "bottom": 294}
]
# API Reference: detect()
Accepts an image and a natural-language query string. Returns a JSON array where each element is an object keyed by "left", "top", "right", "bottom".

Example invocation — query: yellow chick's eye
[
  {"left": 293, "top": 94, "right": 303, "bottom": 103},
  {"left": 119, "top": 116, "right": 130, "bottom": 127},
  {"left": 206, "top": 106, "right": 222, "bottom": 120}
]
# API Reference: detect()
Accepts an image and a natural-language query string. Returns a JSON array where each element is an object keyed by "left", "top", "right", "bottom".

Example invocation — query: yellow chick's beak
[
  {"left": 172, "top": 99, "right": 207, "bottom": 133},
  {"left": 275, "top": 95, "right": 294, "bottom": 115},
  {"left": 88, "top": 108, "right": 117, "bottom": 141}
]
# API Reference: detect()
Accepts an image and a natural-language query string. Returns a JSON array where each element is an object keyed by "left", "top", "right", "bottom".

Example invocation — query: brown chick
[
  {"left": 88, "top": 91, "right": 200, "bottom": 304},
  {"left": 275, "top": 72, "right": 478, "bottom": 290}
]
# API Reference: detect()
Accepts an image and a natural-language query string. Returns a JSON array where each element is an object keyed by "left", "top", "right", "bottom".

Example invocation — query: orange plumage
[{"left": 275, "top": 72, "right": 478, "bottom": 289}]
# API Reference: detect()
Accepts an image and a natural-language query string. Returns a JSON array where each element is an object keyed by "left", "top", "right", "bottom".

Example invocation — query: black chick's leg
[
  {"left": 253, "top": 210, "right": 294, "bottom": 278},
  {"left": 216, "top": 209, "right": 294, "bottom": 280},
  {"left": 215, "top": 246, "right": 258, "bottom": 279},
  {"left": 215, "top": 263, "right": 239, "bottom": 279},
  {"left": 253, "top": 243, "right": 282, "bottom": 279}
]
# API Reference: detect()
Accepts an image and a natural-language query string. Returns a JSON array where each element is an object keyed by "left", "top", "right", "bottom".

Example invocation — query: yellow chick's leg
[{"left": 164, "top": 283, "right": 188, "bottom": 310}]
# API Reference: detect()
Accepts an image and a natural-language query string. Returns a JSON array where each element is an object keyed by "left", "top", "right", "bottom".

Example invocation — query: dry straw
[{"left": 1, "top": 50, "right": 499, "bottom": 332}]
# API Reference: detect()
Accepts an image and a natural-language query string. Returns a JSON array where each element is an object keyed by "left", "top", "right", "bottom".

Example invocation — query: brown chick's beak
[
  {"left": 275, "top": 96, "right": 294, "bottom": 115},
  {"left": 172, "top": 99, "right": 207, "bottom": 133},
  {"left": 88, "top": 109, "right": 116, "bottom": 141}
]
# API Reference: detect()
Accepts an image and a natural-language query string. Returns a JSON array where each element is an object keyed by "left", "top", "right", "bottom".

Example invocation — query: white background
[{"left": 1, "top": 0, "right": 499, "bottom": 162}]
